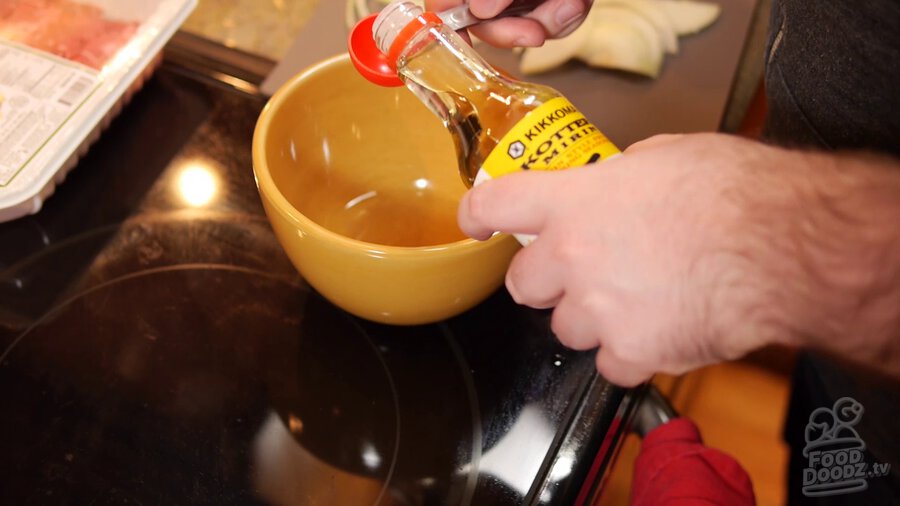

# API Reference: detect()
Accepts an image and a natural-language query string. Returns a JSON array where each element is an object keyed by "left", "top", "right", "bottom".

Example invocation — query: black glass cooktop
[{"left": 0, "top": 52, "right": 634, "bottom": 505}]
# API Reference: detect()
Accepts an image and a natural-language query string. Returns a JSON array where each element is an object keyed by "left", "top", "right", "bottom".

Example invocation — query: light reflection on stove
[
  {"left": 288, "top": 414, "right": 304, "bottom": 434},
  {"left": 460, "top": 405, "right": 572, "bottom": 499},
  {"left": 176, "top": 160, "right": 220, "bottom": 207},
  {"left": 362, "top": 442, "right": 382, "bottom": 470},
  {"left": 252, "top": 411, "right": 389, "bottom": 505}
]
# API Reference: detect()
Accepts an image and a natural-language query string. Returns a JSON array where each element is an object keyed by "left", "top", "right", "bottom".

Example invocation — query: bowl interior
[{"left": 264, "top": 57, "right": 467, "bottom": 247}]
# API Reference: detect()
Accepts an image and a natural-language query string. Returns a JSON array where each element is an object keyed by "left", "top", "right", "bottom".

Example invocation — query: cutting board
[{"left": 261, "top": 0, "right": 759, "bottom": 148}]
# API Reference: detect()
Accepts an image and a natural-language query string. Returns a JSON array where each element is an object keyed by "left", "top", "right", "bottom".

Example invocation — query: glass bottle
[{"left": 372, "top": 1, "right": 621, "bottom": 189}]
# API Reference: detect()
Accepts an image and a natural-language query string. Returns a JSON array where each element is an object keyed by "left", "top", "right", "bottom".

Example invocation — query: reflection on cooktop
[
  {"left": 0, "top": 267, "right": 479, "bottom": 504},
  {"left": 0, "top": 215, "right": 487, "bottom": 504}
]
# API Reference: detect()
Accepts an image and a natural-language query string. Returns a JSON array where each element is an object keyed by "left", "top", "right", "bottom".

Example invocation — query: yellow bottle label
[{"left": 480, "top": 97, "right": 620, "bottom": 179}]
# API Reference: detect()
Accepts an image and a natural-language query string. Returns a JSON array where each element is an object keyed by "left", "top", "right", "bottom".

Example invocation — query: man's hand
[
  {"left": 458, "top": 133, "right": 900, "bottom": 386},
  {"left": 425, "top": 0, "right": 592, "bottom": 47}
]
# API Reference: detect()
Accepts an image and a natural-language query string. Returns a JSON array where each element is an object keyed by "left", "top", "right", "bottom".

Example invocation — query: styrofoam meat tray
[{"left": 0, "top": 0, "right": 197, "bottom": 222}]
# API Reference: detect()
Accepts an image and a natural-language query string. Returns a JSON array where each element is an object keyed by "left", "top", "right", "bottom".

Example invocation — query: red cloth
[{"left": 630, "top": 418, "right": 756, "bottom": 506}]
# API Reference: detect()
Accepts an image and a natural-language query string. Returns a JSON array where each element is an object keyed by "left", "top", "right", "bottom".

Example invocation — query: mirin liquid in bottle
[{"left": 372, "top": 2, "right": 621, "bottom": 189}]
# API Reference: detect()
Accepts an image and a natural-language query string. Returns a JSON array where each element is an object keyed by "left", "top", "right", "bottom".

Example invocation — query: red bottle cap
[{"left": 348, "top": 12, "right": 443, "bottom": 88}]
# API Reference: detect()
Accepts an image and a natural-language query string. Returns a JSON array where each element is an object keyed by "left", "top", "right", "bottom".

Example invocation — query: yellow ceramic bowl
[{"left": 253, "top": 54, "right": 520, "bottom": 325}]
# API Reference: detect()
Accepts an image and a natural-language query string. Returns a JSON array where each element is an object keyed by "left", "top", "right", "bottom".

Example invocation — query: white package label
[{"left": 0, "top": 41, "right": 100, "bottom": 186}]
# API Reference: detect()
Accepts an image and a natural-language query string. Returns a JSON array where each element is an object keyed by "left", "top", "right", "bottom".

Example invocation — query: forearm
[{"left": 737, "top": 149, "right": 900, "bottom": 375}]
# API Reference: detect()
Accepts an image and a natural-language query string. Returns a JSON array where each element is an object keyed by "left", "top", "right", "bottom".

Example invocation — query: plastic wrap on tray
[{"left": 0, "top": 0, "right": 197, "bottom": 222}]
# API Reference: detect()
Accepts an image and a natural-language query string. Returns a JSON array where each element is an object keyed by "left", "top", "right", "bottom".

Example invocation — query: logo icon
[
  {"left": 802, "top": 397, "right": 891, "bottom": 497},
  {"left": 507, "top": 141, "right": 525, "bottom": 159}
]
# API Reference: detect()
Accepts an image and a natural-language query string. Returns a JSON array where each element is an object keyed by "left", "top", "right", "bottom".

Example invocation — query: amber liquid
[
  {"left": 281, "top": 151, "right": 469, "bottom": 248},
  {"left": 398, "top": 26, "right": 563, "bottom": 187},
  {"left": 299, "top": 184, "right": 466, "bottom": 247}
]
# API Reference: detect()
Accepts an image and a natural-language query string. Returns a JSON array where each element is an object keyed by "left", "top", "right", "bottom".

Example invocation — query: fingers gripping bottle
[{"left": 371, "top": 1, "right": 621, "bottom": 191}]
